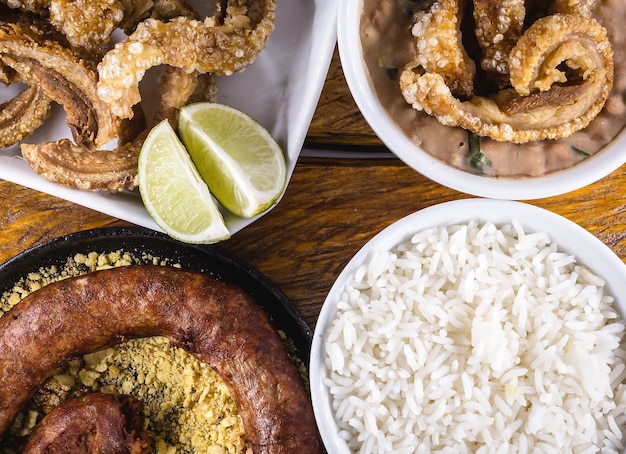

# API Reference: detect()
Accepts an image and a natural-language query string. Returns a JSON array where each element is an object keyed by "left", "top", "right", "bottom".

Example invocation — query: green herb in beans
[
  {"left": 572, "top": 146, "right": 591, "bottom": 157},
  {"left": 466, "top": 132, "right": 492, "bottom": 173}
]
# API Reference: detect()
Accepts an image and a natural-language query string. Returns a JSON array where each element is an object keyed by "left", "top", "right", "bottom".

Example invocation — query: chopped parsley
[
  {"left": 572, "top": 146, "right": 591, "bottom": 157},
  {"left": 466, "top": 132, "right": 492, "bottom": 173},
  {"left": 377, "top": 57, "right": 399, "bottom": 80},
  {"left": 385, "top": 67, "right": 399, "bottom": 80}
]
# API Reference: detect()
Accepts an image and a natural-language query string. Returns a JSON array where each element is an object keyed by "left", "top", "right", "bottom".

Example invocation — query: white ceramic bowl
[
  {"left": 310, "top": 198, "right": 626, "bottom": 452},
  {"left": 337, "top": 0, "right": 626, "bottom": 200}
]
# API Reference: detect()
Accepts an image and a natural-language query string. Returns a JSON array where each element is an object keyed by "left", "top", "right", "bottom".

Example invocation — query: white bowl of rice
[
  {"left": 339, "top": 0, "right": 626, "bottom": 199},
  {"left": 310, "top": 198, "right": 626, "bottom": 453}
]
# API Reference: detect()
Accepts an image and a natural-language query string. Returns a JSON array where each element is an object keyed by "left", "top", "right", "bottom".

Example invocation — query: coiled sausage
[
  {"left": 22, "top": 393, "right": 152, "bottom": 453},
  {"left": 0, "top": 266, "right": 320, "bottom": 453}
]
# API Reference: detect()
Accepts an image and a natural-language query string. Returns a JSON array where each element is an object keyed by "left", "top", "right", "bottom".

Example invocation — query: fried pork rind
[
  {"left": 411, "top": 0, "right": 475, "bottom": 99},
  {"left": 473, "top": 0, "right": 525, "bottom": 76},
  {"left": 401, "top": 9, "right": 614, "bottom": 143},
  {"left": 97, "top": 0, "right": 276, "bottom": 119},
  {"left": 551, "top": 0, "right": 598, "bottom": 17},
  {"left": 509, "top": 14, "right": 611, "bottom": 97},
  {"left": 0, "top": 17, "right": 133, "bottom": 191},
  {"left": 1, "top": 0, "right": 202, "bottom": 54},
  {"left": 47, "top": 0, "right": 124, "bottom": 54},
  {"left": 0, "top": 68, "right": 52, "bottom": 148},
  {"left": 0, "top": 17, "right": 119, "bottom": 148},
  {"left": 0, "top": 0, "right": 124, "bottom": 54},
  {"left": 19, "top": 68, "right": 218, "bottom": 192},
  {"left": 21, "top": 140, "right": 140, "bottom": 191},
  {"left": 0, "top": 6, "right": 52, "bottom": 148}
]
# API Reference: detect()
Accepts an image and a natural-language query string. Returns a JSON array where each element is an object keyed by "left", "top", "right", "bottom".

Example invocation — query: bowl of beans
[{"left": 338, "top": 0, "right": 626, "bottom": 199}]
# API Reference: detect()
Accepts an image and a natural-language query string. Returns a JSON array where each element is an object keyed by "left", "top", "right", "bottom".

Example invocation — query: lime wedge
[
  {"left": 138, "top": 120, "right": 230, "bottom": 244},
  {"left": 178, "top": 103, "right": 287, "bottom": 218}
]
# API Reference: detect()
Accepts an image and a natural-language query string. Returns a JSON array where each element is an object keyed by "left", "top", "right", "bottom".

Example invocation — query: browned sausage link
[
  {"left": 23, "top": 393, "right": 152, "bottom": 453},
  {"left": 0, "top": 266, "right": 321, "bottom": 453}
]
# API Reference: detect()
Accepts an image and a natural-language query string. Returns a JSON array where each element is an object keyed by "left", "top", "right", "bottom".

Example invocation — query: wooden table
[{"left": 1, "top": 48, "right": 626, "bottom": 332}]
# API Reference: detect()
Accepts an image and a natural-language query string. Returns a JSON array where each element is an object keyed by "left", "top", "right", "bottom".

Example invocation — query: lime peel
[
  {"left": 138, "top": 120, "right": 230, "bottom": 244},
  {"left": 178, "top": 102, "right": 287, "bottom": 218}
]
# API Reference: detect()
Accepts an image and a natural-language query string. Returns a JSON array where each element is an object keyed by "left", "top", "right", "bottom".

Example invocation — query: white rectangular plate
[{"left": 0, "top": 0, "right": 338, "bottom": 236}]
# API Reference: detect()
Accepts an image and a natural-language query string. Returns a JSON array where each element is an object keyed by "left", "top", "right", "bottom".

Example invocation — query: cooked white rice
[{"left": 324, "top": 221, "right": 626, "bottom": 453}]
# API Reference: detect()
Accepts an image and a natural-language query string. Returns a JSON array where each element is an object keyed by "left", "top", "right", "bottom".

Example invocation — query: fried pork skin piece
[
  {"left": 472, "top": 0, "right": 525, "bottom": 76},
  {"left": 22, "top": 393, "right": 152, "bottom": 454},
  {"left": 0, "top": 266, "right": 321, "bottom": 453},
  {"left": 551, "top": 0, "right": 598, "bottom": 16},
  {"left": 0, "top": 67, "right": 51, "bottom": 148},
  {"left": 0, "top": 16, "right": 119, "bottom": 148},
  {"left": 508, "top": 14, "right": 611, "bottom": 96},
  {"left": 1, "top": 0, "right": 201, "bottom": 55},
  {"left": 47, "top": 0, "right": 124, "bottom": 54},
  {"left": 0, "top": 6, "right": 52, "bottom": 147},
  {"left": 410, "top": 0, "right": 475, "bottom": 99},
  {"left": 0, "top": 0, "right": 124, "bottom": 54},
  {"left": 401, "top": 13, "right": 614, "bottom": 143},
  {"left": 97, "top": 0, "right": 276, "bottom": 118},
  {"left": 20, "top": 69, "right": 218, "bottom": 191},
  {"left": 21, "top": 139, "right": 141, "bottom": 191}
]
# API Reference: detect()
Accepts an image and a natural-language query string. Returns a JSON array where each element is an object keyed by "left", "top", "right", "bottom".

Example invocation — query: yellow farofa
[{"left": 0, "top": 251, "right": 245, "bottom": 453}]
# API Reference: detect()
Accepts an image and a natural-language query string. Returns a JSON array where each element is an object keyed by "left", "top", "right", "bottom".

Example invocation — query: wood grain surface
[
  {"left": 1, "top": 157, "right": 625, "bottom": 329},
  {"left": 306, "top": 48, "right": 385, "bottom": 150},
  {"left": 1, "top": 53, "right": 625, "bottom": 328}
]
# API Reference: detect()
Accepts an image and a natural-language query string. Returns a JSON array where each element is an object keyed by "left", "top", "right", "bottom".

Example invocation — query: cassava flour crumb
[
  {"left": 0, "top": 251, "right": 244, "bottom": 454},
  {"left": 324, "top": 221, "right": 626, "bottom": 453}
]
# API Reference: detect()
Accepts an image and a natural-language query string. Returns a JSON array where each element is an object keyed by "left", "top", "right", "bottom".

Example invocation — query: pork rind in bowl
[
  {"left": 338, "top": 0, "right": 626, "bottom": 199},
  {"left": 310, "top": 198, "right": 626, "bottom": 452}
]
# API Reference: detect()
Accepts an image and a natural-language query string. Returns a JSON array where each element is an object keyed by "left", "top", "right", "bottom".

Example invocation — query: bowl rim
[
  {"left": 310, "top": 198, "right": 626, "bottom": 452},
  {"left": 337, "top": 0, "right": 626, "bottom": 200}
]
